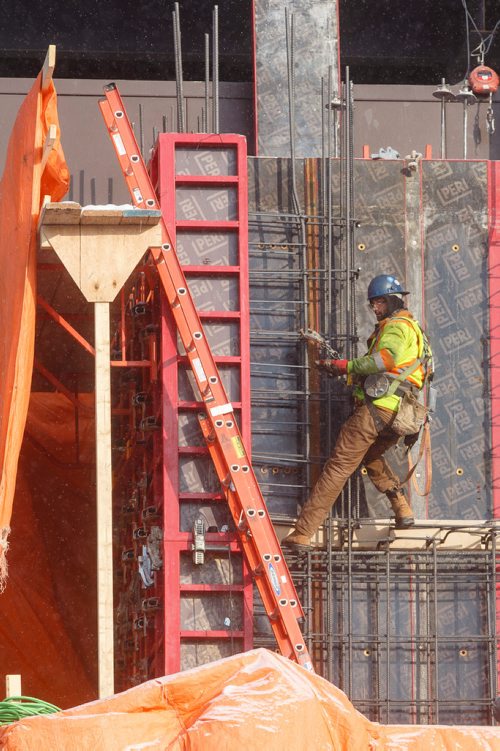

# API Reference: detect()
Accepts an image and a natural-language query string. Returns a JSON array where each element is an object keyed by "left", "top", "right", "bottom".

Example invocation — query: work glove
[{"left": 315, "top": 358, "right": 348, "bottom": 375}]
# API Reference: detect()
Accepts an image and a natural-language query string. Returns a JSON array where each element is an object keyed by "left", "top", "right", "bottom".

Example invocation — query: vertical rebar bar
[
  {"left": 385, "top": 546, "right": 391, "bottom": 723},
  {"left": 375, "top": 564, "right": 381, "bottom": 721},
  {"left": 326, "top": 66, "right": 333, "bottom": 347},
  {"left": 139, "top": 103, "right": 145, "bottom": 157},
  {"left": 425, "top": 554, "right": 432, "bottom": 724},
  {"left": 326, "top": 519, "right": 333, "bottom": 682},
  {"left": 212, "top": 5, "right": 219, "bottom": 134},
  {"left": 347, "top": 494, "right": 353, "bottom": 697},
  {"left": 345, "top": 69, "right": 352, "bottom": 361},
  {"left": 173, "top": 3, "right": 185, "bottom": 133},
  {"left": 440, "top": 78, "right": 446, "bottom": 159},
  {"left": 485, "top": 535, "right": 494, "bottom": 723},
  {"left": 488, "top": 532, "right": 498, "bottom": 723},
  {"left": 306, "top": 552, "right": 313, "bottom": 657},
  {"left": 204, "top": 32, "right": 210, "bottom": 133},
  {"left": 463, "top": 99, "right": 468, "bottom": 159},
  {"left": 432, "top": 543, "right": 440, "bottom": 723},
  {"left": 285, "top": 7, "right": 310, "bottom": 495}
]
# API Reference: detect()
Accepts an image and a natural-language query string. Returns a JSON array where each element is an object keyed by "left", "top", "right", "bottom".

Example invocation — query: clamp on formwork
[{"left": 98, "top": 83, "right": 313, "bottom": 671}]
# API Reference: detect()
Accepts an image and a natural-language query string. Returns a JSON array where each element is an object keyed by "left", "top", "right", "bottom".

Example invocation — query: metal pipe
[
  {"left": 212, "top": 5, "right": 219, "bottom": 134},
  {"left": 172, "top": 3, "right": 185, "bottom": 133}
]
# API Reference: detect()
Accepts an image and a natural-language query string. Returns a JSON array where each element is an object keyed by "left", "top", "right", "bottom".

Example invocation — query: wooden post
[
  {"left": 5, "top": 675, "right": 21, "bottom": 697},
  {"left": 94, "top": 302, "right": 113, "bottom": 697},
  {"left": 39, "top": 203, "right": 162, "bottom": 699}
]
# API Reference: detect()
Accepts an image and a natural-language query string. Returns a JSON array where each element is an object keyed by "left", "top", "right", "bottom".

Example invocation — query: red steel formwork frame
[
  {"left": 488, "top": 160, "right": 500, "bottom": 692},
  {"left": 150, "top": 133, "right": 253, "bottom": 674}
]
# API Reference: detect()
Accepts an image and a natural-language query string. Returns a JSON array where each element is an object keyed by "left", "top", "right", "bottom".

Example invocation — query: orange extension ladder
[{"left": 98, "top": 83, "right": 313, "bottom": 671}]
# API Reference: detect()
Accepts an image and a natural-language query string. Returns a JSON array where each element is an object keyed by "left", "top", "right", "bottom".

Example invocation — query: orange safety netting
[
  {"left": 0, "top": 71, "right": 69, "bottom": 587},
  {"left": 0, "top": 649, "right": 499, "bottom": 750}
]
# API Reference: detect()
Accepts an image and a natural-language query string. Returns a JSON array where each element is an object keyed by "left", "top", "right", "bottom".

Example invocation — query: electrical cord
[
  {"left": 461, "top": 0, "right": 500, "bottom": 75},
  {"left": 0, "top": 696, "right": 61, "bottom": 725}
]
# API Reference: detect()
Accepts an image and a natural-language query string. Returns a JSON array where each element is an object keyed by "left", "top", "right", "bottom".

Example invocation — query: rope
[
  {"left": 0, "top": 696, "right": 61, "bottom": 725},
  {"left": 403, "top": 422, "right": 432, "bottom": 497}
]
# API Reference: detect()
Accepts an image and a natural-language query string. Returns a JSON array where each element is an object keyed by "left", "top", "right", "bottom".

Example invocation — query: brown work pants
[{"left": 295, "top": 403, "right": 401, "bottom": 538}]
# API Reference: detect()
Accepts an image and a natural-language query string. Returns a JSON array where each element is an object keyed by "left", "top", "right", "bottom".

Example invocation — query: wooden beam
[
  {"left": 95, "top": 302, "right": 114, "bottom": 698},
  {"left": 41, "top": 45, "right": 56, "bottom": 92}
]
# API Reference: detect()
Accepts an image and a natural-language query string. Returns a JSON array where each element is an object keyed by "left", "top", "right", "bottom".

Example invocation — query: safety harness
[{"left": 364, "top": 315, "right": 434, "bottom": 495}]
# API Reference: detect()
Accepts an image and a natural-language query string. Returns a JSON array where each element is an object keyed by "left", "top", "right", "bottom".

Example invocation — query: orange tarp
[
  {"left": 1, "top": 649, "right": 499, "bottom": 750},
  {"left": 0, "top": 71, "right": 69, "bottom": 586},
  {"left": 0, "top": 393, "right": 97, "bottom": 707}
]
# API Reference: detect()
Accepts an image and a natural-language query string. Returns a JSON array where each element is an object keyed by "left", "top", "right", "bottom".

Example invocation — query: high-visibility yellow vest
[{"left": 348, "top": 310, "right": 431, "bottom": 412}]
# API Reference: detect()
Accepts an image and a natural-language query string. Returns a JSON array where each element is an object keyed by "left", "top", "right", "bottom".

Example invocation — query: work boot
[
  {"left": 281, "top": 531, "right": 313, "bottom": 552},
  {"left": 386, "top": 488, "right": 414, "bottom": 529}
]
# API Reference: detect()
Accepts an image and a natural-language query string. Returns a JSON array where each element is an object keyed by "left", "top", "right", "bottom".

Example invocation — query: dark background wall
[{"left": 1, "top": 1, "right": 499, "bottom": 87}]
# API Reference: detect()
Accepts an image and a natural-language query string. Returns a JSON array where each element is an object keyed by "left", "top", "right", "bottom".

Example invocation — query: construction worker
[{"left": 282, "top": 274, "right": 432, "bottom": 552}]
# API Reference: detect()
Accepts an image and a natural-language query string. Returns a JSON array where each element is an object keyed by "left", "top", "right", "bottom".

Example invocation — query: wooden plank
[
  {"left": 39, "top": 202, "right": 82, "bottom": 227},
  {"left": 5, "top": 675, "right": 22, "bottom": 697},
  {"left": 41, "top": 44, "right": 56, "bottom": 92},
  {"left": 94, "top": 301, "right": 114, "bottom": 698},
  {"left": 80, "top": 208, "right": 162, "bottom": 225},
  {"left": 80, "top": 209, "right": 127, "bottom": 225},
  {"left": 40, "top": 123, "right": 57, "bottom": 173},
  {"left": 276, "top": 519, "right": 495, "bottom": 551}
]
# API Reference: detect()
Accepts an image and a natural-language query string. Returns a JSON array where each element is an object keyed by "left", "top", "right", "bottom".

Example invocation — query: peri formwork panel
[
  {"left": 422, "top": 161, "right": 490, "bottom": 519},
  {"left": 254, "top": 0, "right": 339, "bottom": 158}
]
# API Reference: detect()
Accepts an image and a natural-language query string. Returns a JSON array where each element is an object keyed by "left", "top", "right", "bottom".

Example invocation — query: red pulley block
[{"left": 468, "top": 65, "right": 499, "bottom": 95}]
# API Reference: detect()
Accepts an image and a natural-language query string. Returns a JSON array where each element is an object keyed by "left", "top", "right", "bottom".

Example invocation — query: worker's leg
[
  {"left": 363, "top": 430, "right": 401, "bottom": 493},
  {"left": 363, "top": 431, "right": 414, "bottom": 527},
  {"left": 284, "top": 404, "right": 379, "bottom": 544}
]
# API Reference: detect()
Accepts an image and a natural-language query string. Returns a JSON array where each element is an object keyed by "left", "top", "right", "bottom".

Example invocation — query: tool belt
[{"left": 363, "top": 370, "right": 427, "bottom": 437}]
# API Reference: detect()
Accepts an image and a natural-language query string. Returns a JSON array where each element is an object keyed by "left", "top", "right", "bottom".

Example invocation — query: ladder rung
[
  {"left": 180, "top": 584, "right": 244, "bottom": 593},
  {"left": 176, "top": 220, "right": 239, "bottom": 231},
  {"left": 183, "top": 265, "right": 240, "bottom": 275},
  {"left": 175, "top": 175, "right": 239, "bottom": 185},
  {"left": 180, "top": 630, "right": 244, "bottom": 639}
]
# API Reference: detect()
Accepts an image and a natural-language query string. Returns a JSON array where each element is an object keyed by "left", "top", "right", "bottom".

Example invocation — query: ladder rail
[{"left": 99, "top": 83, "right": 313, "bottom": 670}]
